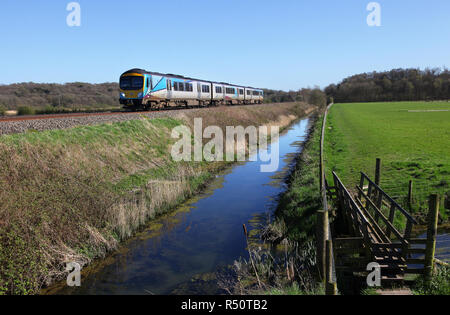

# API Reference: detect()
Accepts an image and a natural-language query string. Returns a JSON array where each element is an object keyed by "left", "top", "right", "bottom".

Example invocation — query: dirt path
[{"left": 377, "top": 288, "right": 413, "bottom": 295}]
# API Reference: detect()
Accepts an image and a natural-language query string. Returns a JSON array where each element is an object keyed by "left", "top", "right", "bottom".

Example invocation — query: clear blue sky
[{"left": 0, "top": 0, "right": 449, "bottom": 90}]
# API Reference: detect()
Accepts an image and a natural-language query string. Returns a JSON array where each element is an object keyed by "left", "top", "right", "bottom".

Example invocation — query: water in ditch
[{"left": 48, "top": 117, "right": 311, "bottom": 295}]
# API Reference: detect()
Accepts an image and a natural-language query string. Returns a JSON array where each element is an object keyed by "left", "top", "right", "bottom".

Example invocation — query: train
[{"left": 119, "top": 69, "right": 264, "bottom": 110}]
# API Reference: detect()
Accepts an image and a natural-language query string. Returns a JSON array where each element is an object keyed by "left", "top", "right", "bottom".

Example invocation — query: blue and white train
[{"left": 119, "top": 69, "right": 264, "bottom": 110}]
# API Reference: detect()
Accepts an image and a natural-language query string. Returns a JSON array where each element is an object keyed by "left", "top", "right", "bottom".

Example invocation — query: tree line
[
  {"left": 1, "top": 67, "right": 448, "bottom": 115},
  {"left": 0, "top": 82, "right": 119, "bottom": 114},
  {"left": 263, "top": 88, "right": 327, "bottom": 108},
  {"left": 325, "top": 68, "right": 450, "bottom": 103}
]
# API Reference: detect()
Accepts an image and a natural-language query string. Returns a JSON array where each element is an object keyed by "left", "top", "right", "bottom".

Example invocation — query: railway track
[
  {"left": 0, "top": 108, "right": 182, "bottom": 135},
  {"left": 0, "top": 103, "right": 243, "bottom": 123},
  {"left": 0, "top": 110, "right": 153, "bottom": 123},
  {"left": 0, "top": 103, "right": 283, "bottom": 136}
]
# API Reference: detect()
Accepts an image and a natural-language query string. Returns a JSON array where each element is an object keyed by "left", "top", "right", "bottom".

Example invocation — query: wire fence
[{"left": 379, "top": 176, "right": 449, "bottom": 218}]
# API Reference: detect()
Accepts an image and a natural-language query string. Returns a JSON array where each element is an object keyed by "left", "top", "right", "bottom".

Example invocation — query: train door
[
  {"left": 145, "top": 76, "right": 151, "bottom": 96},
  {"left": 166, "top": 78, "right": 172, "bottom": 100},
  {"left": 210, "top": 83, "right": 213, "bottom": 102},
  {"left": 197, "top": 82, "right": 202, "bottom": 100}
]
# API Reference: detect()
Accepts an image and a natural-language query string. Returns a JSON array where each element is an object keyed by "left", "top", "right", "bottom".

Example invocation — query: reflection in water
[
  {"left": 49, "top": 118, "right": 311, "bottom": 295},
  {"left": 435, "top": 233, "right": 450, "bottom": 262},
  {"left": 415, "top": 230, "right": 450, "bottom": 263}
]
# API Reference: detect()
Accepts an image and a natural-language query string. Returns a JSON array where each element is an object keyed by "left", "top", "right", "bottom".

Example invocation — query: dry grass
[{"left": 0, "top": 102, "right": 315, "bottom": 295}]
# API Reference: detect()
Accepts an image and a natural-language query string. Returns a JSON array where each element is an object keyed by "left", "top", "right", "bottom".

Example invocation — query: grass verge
[
  {"left": 412, "top": 266, "right": 450, "bottom": 295},
  {"left": 274, "top": 115, "right": 322, "bottom": 241}
]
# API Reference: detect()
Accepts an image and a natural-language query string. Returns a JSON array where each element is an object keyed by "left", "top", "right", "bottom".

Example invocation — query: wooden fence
[
  {"left": 317, "top": 103, "right": 337, "bottom": 295},
  {"left": 318, "top": 104, "right": 443, "bottom": 290},
  {"left": 331, "top": 167, "right": 441, "bottom": 284}
]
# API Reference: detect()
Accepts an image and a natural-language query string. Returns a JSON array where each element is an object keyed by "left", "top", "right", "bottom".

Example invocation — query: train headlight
[
  {"left": 120, "top": 93, "right": 125, "bottom": 98},
  {"left": 137, "top": 92, "right": 143, "bottom": 98}
]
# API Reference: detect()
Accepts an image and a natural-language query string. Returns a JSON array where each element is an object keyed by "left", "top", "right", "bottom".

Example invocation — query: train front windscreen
[{"left": 120, "top": 76, "right": 144, "bottom": 90}]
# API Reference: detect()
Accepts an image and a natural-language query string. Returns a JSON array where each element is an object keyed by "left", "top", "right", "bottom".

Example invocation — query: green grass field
[{"left": 324, "top": 101, "right": 450, "bottom": 219}]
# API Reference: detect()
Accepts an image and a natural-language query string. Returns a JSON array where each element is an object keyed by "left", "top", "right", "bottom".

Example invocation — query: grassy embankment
[
  {"left": 274, "top": 115, "right": 323, "bottom": 242},
  {"left": 324, "top": 101, "right": 450, "bottom": 222},
  {"left": 0, "top": 102, "right": 313, "bottom": 295}
]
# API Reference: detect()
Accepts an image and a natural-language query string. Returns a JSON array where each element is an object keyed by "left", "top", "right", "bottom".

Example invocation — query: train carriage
[
  {"left": 119, "top": 68, "right": 263, "bottom": 110},
  {"left": 212, "top": 83, "right": 225, "bottom": 103}
]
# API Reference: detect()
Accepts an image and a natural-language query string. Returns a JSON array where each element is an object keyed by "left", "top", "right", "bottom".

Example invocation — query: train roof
[{"left": 120, "top": 68, "right": 263, "bottom": 91}]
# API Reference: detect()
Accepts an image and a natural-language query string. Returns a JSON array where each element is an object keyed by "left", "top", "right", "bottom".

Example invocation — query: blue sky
[{"left": 0, "top": 0, "right": 449, "bottom": 90}]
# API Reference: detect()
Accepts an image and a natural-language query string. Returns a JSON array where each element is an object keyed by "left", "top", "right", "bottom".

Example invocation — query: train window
[
  {"left": 186, "top": 83, "right": 193, "bottom": 92},
  {"left": 215, "top": 86, "right": 222, "bottom": 94},
  {"left": 226, "top": 88, "right": 235, "bottom": 94},
  {"left": 202, "top": 85, "right": 210, "bottom": 93},
  {"left": 174, "top": 82, "right": 184, "bottom": 91},
  {"left": 119, "top": 76, "right": 143, "bottom": 90},
  {"left": 247, "top": 90, "right": 251, "bottom": 95},
  {"left": 239, "top": 89, "right": 244, "bottom": 95}
]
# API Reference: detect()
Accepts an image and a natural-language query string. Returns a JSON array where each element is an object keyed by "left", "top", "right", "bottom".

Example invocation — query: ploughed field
[{"left": 324, "top": 101, "right": 450, "bottom": 220}]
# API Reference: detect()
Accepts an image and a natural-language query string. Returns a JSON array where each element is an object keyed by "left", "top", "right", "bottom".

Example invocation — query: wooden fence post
[
  {"left": 424, "top": 194, "right": 439, "bottom": 280},
  {"left": 375, "top": 158, "right": 381, "bottom": 186},
  {"left": 317, "top": 210, "right": 329, "bottom": 281},
  {"left": 325, "top": 239, "right": 337, "bottom": 295},
  {"left": 319, "top": 155, "right": 324, "bottom": 194},
  {"left": 408, "top": 180, "right": 413, "bottom": 210},
  {"left": 325, "top": 240, "right": 332, "bottom": 283}
]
